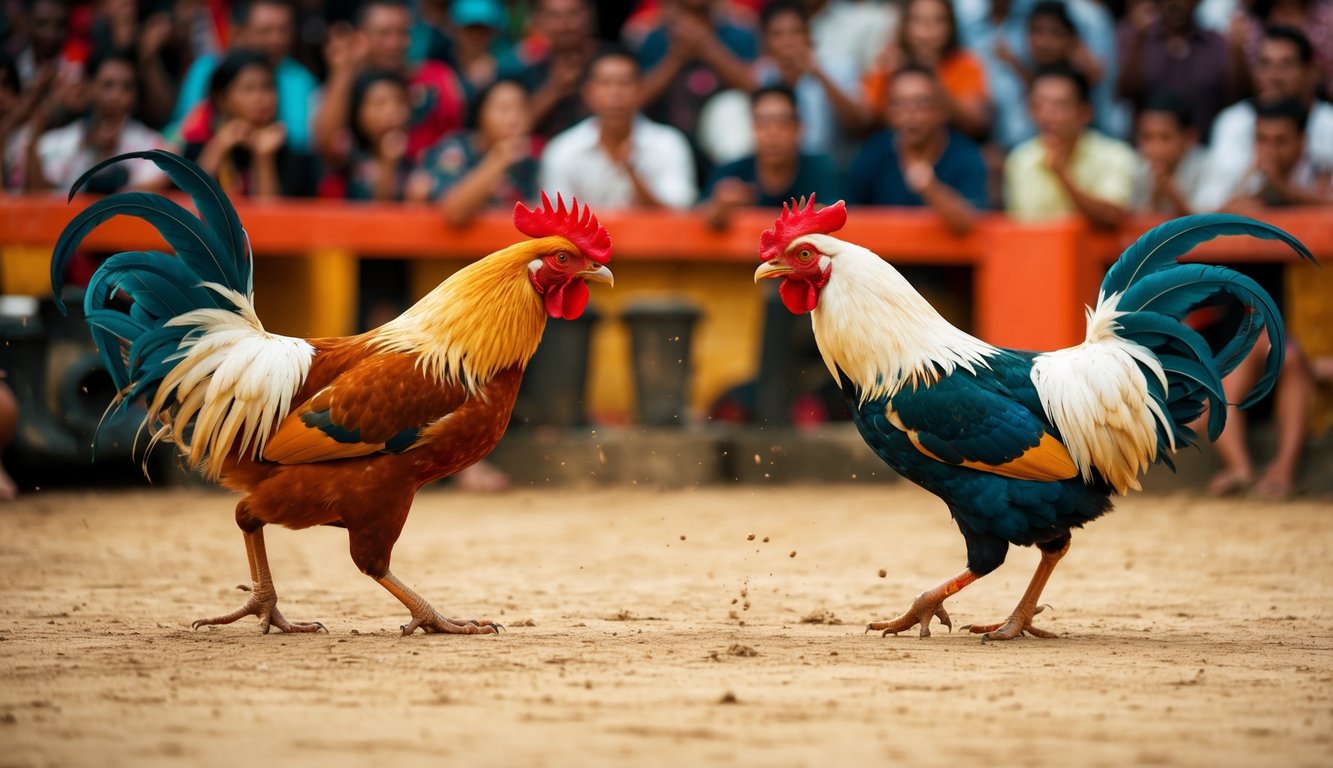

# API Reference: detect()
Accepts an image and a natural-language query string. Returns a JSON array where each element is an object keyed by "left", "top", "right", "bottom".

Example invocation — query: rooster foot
[
  {"left": 866, "top": 595, "right": 953, "bottom": 638},
  {"left": 962, "top": 605, "right": 1055, "bottom": 641},
  {"left": 401, "top": 611, "right": 503, "bottom": 636},
  {"left": 191, "top": 588, "right": 326, "bottom": 634}
]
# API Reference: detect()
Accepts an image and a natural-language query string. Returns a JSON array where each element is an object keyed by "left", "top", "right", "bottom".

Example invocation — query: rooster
[
  {"left": 50, "top": 150, "right": 614, "bottom": 635},
  {"left": 754, "top": 198, "right": 1313, "bottom": 641}
]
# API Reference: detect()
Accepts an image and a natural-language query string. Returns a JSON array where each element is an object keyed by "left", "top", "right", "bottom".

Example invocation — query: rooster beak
[
  {"left": 581, "top": 264, "right": 614, "bottom": 287},
  {"left": 754, "top": 261, "right": 792, "bottom": 283}
]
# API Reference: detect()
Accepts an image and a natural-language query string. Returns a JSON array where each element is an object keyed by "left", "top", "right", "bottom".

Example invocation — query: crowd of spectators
[{"left": 2, "top": 0, "right": 1330, "bottom": 225}]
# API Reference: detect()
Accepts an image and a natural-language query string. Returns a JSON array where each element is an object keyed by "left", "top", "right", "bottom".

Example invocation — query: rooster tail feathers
[
  {"left": 1101, "top": 213, "right": 1313, "bottom": 298},
  {"left": 51, "top": 151, "right": 310, "bottom": 479},
  {"left": 1097, "top": 214, "right": 1314, "bottom": 455},
  {"left": 66, "top": 149, "right": 250, "bottom": 290}
]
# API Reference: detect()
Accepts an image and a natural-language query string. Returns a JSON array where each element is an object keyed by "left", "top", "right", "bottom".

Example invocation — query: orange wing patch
[
  {"left": 906, "top": 429, "right": 1082, "bottom": 477},
  {"left": 906, "top": 431, "right": 1079, "bottom": 482}
]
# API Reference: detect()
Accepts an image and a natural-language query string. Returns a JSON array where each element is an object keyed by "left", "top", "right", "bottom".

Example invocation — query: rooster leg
[
  {"left": 964, "top": 535, "right": 1070, "bottom": 641},
  {"left": 375, "top": 571, "right": 503, "bottom": 636},
  {"left": 866, "top": 570, "right": 979, "bottom": 637},
  {"left": 191, "top": 527, "right": 326, "bottom": 634}
]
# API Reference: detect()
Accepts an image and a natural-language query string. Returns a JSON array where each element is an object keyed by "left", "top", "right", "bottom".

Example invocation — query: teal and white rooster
[{"left": 754, "top": 198, "right": 1314, "bottom": 641}]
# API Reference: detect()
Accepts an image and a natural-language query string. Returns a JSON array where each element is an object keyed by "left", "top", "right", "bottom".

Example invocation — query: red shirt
[{"left": 406, "top": 60, "right": 466, "bottom": 162}]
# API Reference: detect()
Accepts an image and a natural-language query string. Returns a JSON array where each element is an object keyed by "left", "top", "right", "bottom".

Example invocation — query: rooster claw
[{"left": 401, "top": 613, "right": 503, "bottom": 636}]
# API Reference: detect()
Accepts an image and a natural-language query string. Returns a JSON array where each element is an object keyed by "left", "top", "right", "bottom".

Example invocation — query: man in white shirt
[
  {"left": 539, "top": 47, "right": 697, "bottom": 210},
  {"left": 1193, "top": 25, "right": 1333, "bottom": 212}
]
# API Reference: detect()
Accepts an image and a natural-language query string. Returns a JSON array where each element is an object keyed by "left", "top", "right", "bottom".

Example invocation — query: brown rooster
[{"left": 51, "top": 151, "right": 614, "bottom": 635}]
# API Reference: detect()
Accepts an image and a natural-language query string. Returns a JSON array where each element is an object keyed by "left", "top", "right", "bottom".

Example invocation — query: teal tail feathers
[
  {"left": 1100, "top": 213, "right": 1316, "bottom": 460},
  {"left": 50, "top": 150, "right": 254, "bottom": 411}
]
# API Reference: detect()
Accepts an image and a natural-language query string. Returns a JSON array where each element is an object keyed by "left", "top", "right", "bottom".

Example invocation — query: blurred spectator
[
  {"left": 408, "top": 0, "right": 457, "bottom": 68},
  {"left": 974, "top": 0, "right": 1122, "bottom": 144},
  {"left": 1004, "top": 64, "right": 1134, "bottom": 228},
  {"left": 1194, "top": 26, "right": 1333, "bottom": 211},
  {"left": 699, "top": 85, "right": 840, "bottom": 229},
  {"left": 10, "top": 0, "right": 79, "bottom": 88},
  {"left": 636, "top": 0, "right": 759, "bottom": 137},
  {"left": 325, "top": 69, "right": 415, "bottom": 201},
  {"left": 313, "top": 0, "right": 467, "bottom": 167},
  {"left": 90, "top": 0, "right": 210, "bottom": 129},
  {"left": 171, "top": 0, "right": 319, "bottom": 152},
  {"left": 1129, "top": 90, "right": 1206, "bottom": 216},
  {"left": 1, "top": 51, "right": 31, "bottom": 187},
  {"left": 808, "top": 0, "right": 898, "bottom": 78},
  {"left": 752, "top": 1, "right": 865, "bottom": 158},
  {"left": 513, "top": 0, "right": 604, "bottom": 140},
  {"left": 19, "top": 49, "right": 168, "bottom": 193},
  {"left": 450, "top": 0, "right": 510, "bottom": 103},
  {"left": 1117, "top": 0, "right": 1232, "bottom": 139},
  {"left": 1217, "top": 98, "right": 1331, "bottom": 209},
  {"left": 863, "top": 0, "right": 990, "bottom": 138},
  {"left": 540, "top": 47, "right": 697, "bottom": 210},
  {"left": 1226, "top": 0, "right": 1333, "bottom": 100},
  {"left": 409, "top": 78, "right": 537, "bottom": 226},
  {"left": 957, "top": 0, "right": 1028, "bottom": 149},
  {"left": 181, "top": 50, "right": 318, "bottom": 198},
  {"left": 846, "top": 64, "right": 988, "bottom": 234}
]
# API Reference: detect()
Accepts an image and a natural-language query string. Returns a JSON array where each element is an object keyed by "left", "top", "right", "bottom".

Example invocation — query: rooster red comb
[
  {"left": 758, "top": 196, "right": 847, "bottom": 262},
  {"left": 513, "top": 192, "right": 612, "bottom": 264}
]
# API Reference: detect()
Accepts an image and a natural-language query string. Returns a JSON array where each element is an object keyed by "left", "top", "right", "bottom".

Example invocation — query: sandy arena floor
[{"left": 0, "top": 484, "right": 1330, "bottom": 767}]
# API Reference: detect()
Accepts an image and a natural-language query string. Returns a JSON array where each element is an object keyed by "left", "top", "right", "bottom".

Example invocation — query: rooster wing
[{"left": 264, "top": 352, "right": 467, "bottom": 464}]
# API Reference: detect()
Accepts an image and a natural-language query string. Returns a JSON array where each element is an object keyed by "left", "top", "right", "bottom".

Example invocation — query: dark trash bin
[
  {"left": 622, "top": 299, "right": 701, "bottom": 427},
  {"left": 514, "top": 305, "right": 601, "bottom": 427}
]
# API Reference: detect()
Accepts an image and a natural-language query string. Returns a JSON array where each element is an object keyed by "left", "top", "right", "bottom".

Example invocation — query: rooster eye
[
  {"left": 555, "top": 252, "right": 569, "bottom": 264},
  {"left": 798, "top": 249, "right": 814, "bottom": 262}
]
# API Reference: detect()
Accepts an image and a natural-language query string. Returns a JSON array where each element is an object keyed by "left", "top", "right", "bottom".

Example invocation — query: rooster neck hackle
[
  {"left": 806, "top": 235, "right": 998, "bottom": 402},
  {"left": 373, "top": 237, "right": 564, "bottom": 391}
]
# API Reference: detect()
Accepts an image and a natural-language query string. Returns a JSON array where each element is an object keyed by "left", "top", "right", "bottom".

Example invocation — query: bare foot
[
  {"left": 1207, "top": 469, "right": 1253, "bottom": 497},
  {"left": 1252, "top": 463, "right": 1296, "bottom": 500}
]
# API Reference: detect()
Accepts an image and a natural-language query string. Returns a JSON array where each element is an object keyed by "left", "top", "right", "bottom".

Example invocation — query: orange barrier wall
[{"left": 2, "top": 197, "right": 1328, "bottom": 421}]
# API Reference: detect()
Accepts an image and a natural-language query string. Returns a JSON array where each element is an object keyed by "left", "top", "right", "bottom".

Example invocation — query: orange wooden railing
[{"left": 2, "top": 196, "right": 1328, "bottom": 351}]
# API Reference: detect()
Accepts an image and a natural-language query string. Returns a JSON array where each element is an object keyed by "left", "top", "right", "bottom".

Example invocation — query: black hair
[
  {"left": 750, "top": 84, "right": 799, "bottom": 117},
  {"left": 207, "top": 49, "right": 274, "bottom": 108},
  {"left": 0, "top": 51, "right": 18, "bottom": 93},
  {"left": 1263, "top": 25, "right": 1315, "bottom": 65},
  {"left": 349, "top": 68, "right": 408, "bottom": 150},
  {"left": 355, "top": 0, "right": 410, "bottom": 27},
  {"left": 83, "top": 48, "right": 136, "bottom": 82},
  {"left": 1032, "top": 62, "right": 1090, "bottom": 103},
  {"left": 760, "top": 0, "right": 808, "bottom": 29},
  {"left": 230, "top": 0, "right": 292, "bottom": 28},
  {"left": 585, "top": 44, "right": 639, "bottom": 78},
  {"left": 889, "top": 61, "right": 940, "bottom": 85},
  {"left": 465, "top": 77, "right": 529, "bottom": 131},
  {"left": 1254, "top": 97, "right": 1309, "bottom": 132},
  {"left": 1139, "top": 89, "right": 1192, "bottom": 129},
  {"left": 1029, "top": 0, "right": 1076, "bottom": 34}
]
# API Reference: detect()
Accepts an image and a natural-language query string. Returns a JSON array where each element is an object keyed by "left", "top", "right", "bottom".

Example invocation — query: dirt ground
[{"left": 0, "top": 483, "right": 1330, "bottom": 768}]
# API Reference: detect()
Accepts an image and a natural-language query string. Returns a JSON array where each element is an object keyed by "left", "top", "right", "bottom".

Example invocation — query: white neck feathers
[{"left": 806, "top": 235, "right": 997, "bottom": 401}]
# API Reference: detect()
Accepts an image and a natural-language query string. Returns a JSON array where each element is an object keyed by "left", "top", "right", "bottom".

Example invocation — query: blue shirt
[
  {"left": 703, "top": 154, "right": 841, "bottom": 206},
  {"left": 170, "top": 54, "right": 320, "bottom": 152},
  {"left": 844, "top": 130, "right": 988, "bottom": 209}
]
